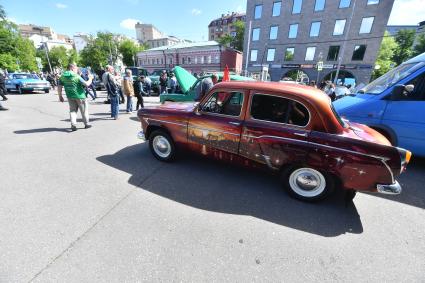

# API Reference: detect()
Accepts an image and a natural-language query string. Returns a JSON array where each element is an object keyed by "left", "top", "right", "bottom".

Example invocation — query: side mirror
[{"left": 390, "top": 84, "right": 408, "bottom": 100}]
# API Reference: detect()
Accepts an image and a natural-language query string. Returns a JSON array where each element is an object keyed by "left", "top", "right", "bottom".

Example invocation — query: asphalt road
[{"left": 1, "top": 90, "right": 424, "bottom": 282}]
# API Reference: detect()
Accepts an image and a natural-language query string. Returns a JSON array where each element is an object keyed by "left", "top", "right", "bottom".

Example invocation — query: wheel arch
[
  {"left": 369, "top": 124, "right": 398, "bottom": 146},
  {"left": 145, "top": 124, "right": 173, "bottom": 141}
]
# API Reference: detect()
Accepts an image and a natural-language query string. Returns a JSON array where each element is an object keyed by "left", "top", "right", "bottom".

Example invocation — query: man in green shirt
[{"left": 58, "top": 63, "right": 93, "bottom": 131}]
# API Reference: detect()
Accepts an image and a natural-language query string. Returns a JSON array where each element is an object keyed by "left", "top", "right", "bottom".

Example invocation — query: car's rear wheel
[
  {"left": 282, "top": 166, "right": 334, "bottom": 202},
  {"left": 44, "top": 89, "right": 49, "bottom": 93},
  {"left": 149, "top": 130, "right": 176, "bottom": 162}
]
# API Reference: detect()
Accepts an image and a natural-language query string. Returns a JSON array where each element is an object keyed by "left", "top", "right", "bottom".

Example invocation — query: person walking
[
  {"left": 0, "top": 69, "right": 8, "bottom": 101},
  {"left": 105, "top": 65, "right": 120, "bottom": 120},
  {"left": 123, "top": 69, "right": 135, "bottom": 113},
  {"left": 84, "top": 69, "right": 97, "bottom": 100},
  {"left": 135, "top": 76, "right": 147, "bottom": 110},
  {"left": 159, "top": 70, "right": 168, "bottom": 94},
  {"left": 169, "top": 72, "right": 177, "bottom": 93},
  {"left": 57, "top": 63, "right": 93, "bottom": 131},
  {"left": 114, "top": 70, "right": 125, "bottom": 104}
]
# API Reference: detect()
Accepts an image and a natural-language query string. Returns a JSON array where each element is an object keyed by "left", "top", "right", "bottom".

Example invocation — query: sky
[{"left": 1, "top": 0, "right": 423, "bottom": 41}]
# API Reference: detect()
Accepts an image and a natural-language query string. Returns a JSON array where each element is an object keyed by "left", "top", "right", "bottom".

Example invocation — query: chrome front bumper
[
  {"left": 377, "top": 181, "right": 402, "bottom": 195},
  {"left": 137, "top": 130, "right": 146, "bottom": 142}
]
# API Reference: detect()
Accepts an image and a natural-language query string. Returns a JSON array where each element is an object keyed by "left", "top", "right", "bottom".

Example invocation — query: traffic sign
[{"left": 317, "top": 61, "right": 323, "bottom": 71}]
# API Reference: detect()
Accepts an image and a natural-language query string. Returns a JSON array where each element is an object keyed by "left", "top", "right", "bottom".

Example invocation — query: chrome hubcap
[
  {"left": 289, "top": 168, "right": 326, "bottom": 198},
  {"left": 152, "top": 135, "right": 171, "bottom": 158}
]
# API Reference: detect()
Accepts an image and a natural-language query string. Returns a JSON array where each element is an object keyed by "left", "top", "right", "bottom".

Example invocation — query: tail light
[{"left": 397, "top": 147, "right": 412, "bottom": 173}]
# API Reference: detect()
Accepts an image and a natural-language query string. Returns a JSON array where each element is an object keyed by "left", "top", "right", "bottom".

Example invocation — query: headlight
[{"left": 397, "top": 147, "right": 412, "bottom": 173}]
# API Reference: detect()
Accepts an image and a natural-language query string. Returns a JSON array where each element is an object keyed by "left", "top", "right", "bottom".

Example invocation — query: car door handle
[
  {"left": 228, "top": 121, "right": 241, "bottom": 126},
  {"left": 294, "top": 132, "right": 308, "bottom": 137}
]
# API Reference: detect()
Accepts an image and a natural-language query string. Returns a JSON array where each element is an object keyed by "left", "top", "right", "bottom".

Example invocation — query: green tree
[
  {"left": 0, "top": 8, "right": 37, "bottom": 72},
  {"left": 232, "top": 20, "right": 245, "bottom": 52},
  {"left": 217, "top": 20, "right": 244, "bottom": 52},
  {"left": 67, "top": 48, "right": 79, "bottom": 64},
  {"left": 218, "top": 34, "right": 233, "bottom": 47},
  {"left": 0, "top": 4, "right": 6, "bottom": 20},
  {"left": 79, "top": 32, "right": 120, "bottom": 72},
  {"left": 48, "top": 46, "right": 69, "bottom": 69},
  {"left": 413, "top": 33, "right": 425, "bottom": 56},
  {"left": 392, "top": 29, "right": 416, "bottom": 65},
  {"left": 119, "top": 39, "right": 144, "bottom": 66},
  {"left": 372, "top": 31, "right": 397, "bottom": 80}
]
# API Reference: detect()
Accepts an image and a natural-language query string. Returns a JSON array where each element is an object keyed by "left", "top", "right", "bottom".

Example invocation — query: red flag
[{"left": 223, "top": 65, "right": 230, "bottom": 82}]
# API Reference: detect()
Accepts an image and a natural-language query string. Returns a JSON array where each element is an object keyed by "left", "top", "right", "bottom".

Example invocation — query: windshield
[
  {"left": 14, "top": 74, "right": 39, "bottom": 80},
  {"left": 360, "top": 62, "right": 425, "bottom": 94}
]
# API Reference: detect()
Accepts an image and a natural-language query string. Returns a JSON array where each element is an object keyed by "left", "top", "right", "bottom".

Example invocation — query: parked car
[
  {"left": 5, "top": 73, "right": 50, "bottom": 94},
  {"left": 334, "top": 52, "right": 425, "bottom": 157},
  {"left": 137, "top": 81, "right": 411, "bottom": 202},
  {"left": 159, "top": 66, "right": 255, "bottom": 103}
]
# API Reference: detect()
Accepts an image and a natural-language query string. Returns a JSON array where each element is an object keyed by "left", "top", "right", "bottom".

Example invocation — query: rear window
[{"left": 250, "top": 94, "right": 309, "bottom": 127}]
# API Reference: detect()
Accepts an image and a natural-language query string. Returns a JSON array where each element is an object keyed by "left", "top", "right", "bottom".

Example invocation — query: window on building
[
  {"left": 254, "top": 4, "right": 262, "bottom": 19},
  {"left": 339, "top": 0, "right": 350, "bottom": 8},
  {"left": 327, "top": 46, "right": 340, "bottom": 61},
  {"left": 352, "top": 45, "right": 366, "bottom": 60},
  {"left": 211, "top": 35, "right": 214, "bottom": 40},
  {"left": 252, "top": 28, "right": 260, "bottom": 41},
  {"left": 272, "top": 1, "right": 282, "bottom": 17},
  {"left": 367, "top": 0, "right": 379, "bottom": 4},
  {"left": 315, "top": 0, "right": 325, "bottom": 11},
  {"left": 310, "top": 22, "right": 321, "bottom": 37},
  {"left": 288, "top": 24, "right": 299, "bottom": 38},
  {"left": 359, "top": 17, "right": 374, "bottom": 34},
  {"left": 267, "top": 49, "right": 276, "bottom": 61},
  {"left": 292, "top": 0, "right": 302, "bottom": 14},
  {"left": 188, "top": 57, "right": 191, "bottom": 64},
  {"left": 182, "top": 57, "right": 185, "bottom": 64},
  {"left": 161, "top": 58, "right": 163, "bottom": 64},
  {"left": 333, "top": 19, "right": 346, "bottom": 35},
  {"left": 305, "top": 47, "right": 316, "bottom": 61},
  {"left": 201, "top": 56, "right": 204, "bottom": 64},
  {"left": 284, "top": 48, "right": 295, "bottom": 61},
  {"left": 269, "top": 26, "right": 278, "bottom": 40},
  {"left": 194, "top": 57, "right": 198, "bottom": 64},
  {"left": 250, "top": 49, "right": 258, "bottom": 61},
  {"left": 215, "top": 55, "right": 219, "bottom": 63},
  {"left": 208, "top": 55, "right": 212, "bottom": 64}
]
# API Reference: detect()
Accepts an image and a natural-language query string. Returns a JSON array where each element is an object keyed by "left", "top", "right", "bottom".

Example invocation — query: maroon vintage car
[{"left": 137, "top": 81, "right": 412, "bottom": 201}]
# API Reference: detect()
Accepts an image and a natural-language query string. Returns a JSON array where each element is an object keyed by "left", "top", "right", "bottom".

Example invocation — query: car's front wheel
[
  {"left": 149, "top": 130, "right": 176, "bottom": 162},
  {"left": 282, "top": 166, "right": 334, "bottom": 202}
]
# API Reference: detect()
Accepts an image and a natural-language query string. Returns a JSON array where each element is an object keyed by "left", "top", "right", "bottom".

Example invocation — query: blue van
[{"left": 334, "top": 52, "right": 425, "bottom": 157}]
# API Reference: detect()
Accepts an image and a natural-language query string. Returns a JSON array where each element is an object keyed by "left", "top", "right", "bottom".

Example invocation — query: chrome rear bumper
[{"left": 377, "top": 181, "right": 402, "bottom": 195}]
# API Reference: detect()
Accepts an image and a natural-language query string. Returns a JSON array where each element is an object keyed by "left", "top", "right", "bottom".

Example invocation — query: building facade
[
  {"left": 208, "top": 12, "right": 246, "bottom": 41},
  {"left": 73, "top": 33, "right": 89, "bottom": 53},
  {"left": 18, "top": 24, "right": 56, "bottom": 39},
  {"left": 135, "top": 23, "right": 164, "bottom": 43},
  {"left": 243, "top": 0, "right": 394, "bottom": 85},
  {"left": 136, "top": 41, "right": 243, "bottom": 74}
]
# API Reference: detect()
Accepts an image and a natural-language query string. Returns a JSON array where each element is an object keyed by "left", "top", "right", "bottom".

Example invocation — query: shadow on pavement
[
  {"left": 366, "top": 156, "right": 425, "bottom": 209},
  {"left": 97, "top": 144, "right": 363, "bottom": 237},
  {"left": 14, "top": 127, "right": 70, "bottom": 134},
  {"left": 129, "top": 117, "right": 139, "bottom": 122}
]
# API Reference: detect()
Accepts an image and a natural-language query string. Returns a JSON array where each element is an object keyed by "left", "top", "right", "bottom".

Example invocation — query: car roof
[
  {"left": 212, "top": 81, "right": 329, "bottom": 104},
  {"left": 211, "top": 81, "right": 342, "bottom": 133}
]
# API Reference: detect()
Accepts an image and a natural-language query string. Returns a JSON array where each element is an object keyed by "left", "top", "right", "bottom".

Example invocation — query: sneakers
[
  {"left": 71, "top": 125, "right": 77, "bottom": 131},
  {"left": 84, "top": 124, "right": 92, "bottom": 129},
  {"left": 0, "top": 106, "right": 8, "bottom": 111}
]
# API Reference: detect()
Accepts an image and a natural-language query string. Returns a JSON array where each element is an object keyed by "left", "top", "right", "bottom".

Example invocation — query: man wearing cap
[{"left": 58, "top": 63, "right": 93, "bottom": 131}]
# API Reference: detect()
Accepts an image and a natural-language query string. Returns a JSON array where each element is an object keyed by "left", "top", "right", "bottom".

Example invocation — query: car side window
[
  {"left": 201, "top": 91, "right": 244, "bottom": 116},
  {"left": 250, "top": 94, "right": 309, "bottom": 126}
]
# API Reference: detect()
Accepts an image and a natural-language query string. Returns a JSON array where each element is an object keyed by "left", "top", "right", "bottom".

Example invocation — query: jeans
[
  {"left": 135, "top": 94, "right": 144, "bottom": 110},
  {"left": 126, "top": 96, "right": 133, "bottom": 112},
  {"left": 68, "top": 98, "right": 89, "bottom": 126},
  {"left": 160, "top": 85, "right": 167, "bottom": 94},
  {"left": 110, "top": 95, "right": 119, "bottom": 118}
]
